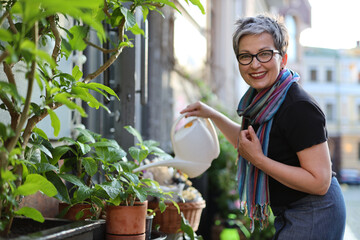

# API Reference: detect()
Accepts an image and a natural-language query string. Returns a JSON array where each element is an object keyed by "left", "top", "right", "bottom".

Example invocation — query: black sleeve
[{"left": 277, "top": 101, "right": 328, "bottom": 153}]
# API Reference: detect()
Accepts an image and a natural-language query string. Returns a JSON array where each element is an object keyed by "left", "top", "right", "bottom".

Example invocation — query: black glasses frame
[{"left": 236, "top": 50, "right": 281, "bottom": 65}]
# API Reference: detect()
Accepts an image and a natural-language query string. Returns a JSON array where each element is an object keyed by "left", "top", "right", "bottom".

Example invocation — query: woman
[{"left": 180, "top": 15, "right": 346, "bottom": 239}]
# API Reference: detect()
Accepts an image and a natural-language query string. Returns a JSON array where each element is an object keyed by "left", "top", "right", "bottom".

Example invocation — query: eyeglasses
[{"left": 236, "top": 50, "right": 281, "bottom": 65}]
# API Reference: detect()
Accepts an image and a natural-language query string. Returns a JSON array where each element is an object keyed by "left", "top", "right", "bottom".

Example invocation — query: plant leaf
[
  {"left": 124, "top": 125, "right": 143, "bottom": 143},
  {"left": 51, "top": 145, "right": 72, "bottom": 165},
  {"left": 76, "top": 82, "right": 120, "bottom": 101},
  {"left": 82, "top": 157, "right": 98, "bottom": 177},
  {"left": 59, "top": 173, "right": 85, "bottom": 187},
  {"left": 68, "top": 25, "right": 88, "bottom": 51},
  {"left": 47, "top": 108, "right": 60, "bottom": 137},
  {"left": 128, "top": 146, "right": 148, "bottom": 163},
  {"left": 14, "top": 174, "right": 57, "bottom": 197},
  {"left": 72, "top": 65, "right": 83, "bottom": 81},
  {"left": 15, "top": 207, "right": 44, "bottom": 223},
  {"left": 53, "top": 92, "right": 87, "bottom": 117},
  {"left": 45, "top": 171, "right": 71, "bottom": 204},
  {"left": 76, "top": 185, "right": 92, "bottom": 202}
]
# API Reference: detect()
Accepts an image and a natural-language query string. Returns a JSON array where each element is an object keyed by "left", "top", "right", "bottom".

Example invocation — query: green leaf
[
  {"left": 1, "top": 169, "right": 17, "bottom": 182},
  {"left": 45, "top": 171, "right": 71, "bottom": 204},
  {"left": 150, "top": 0, "right": 181, "bottom": 13},
  {"left": 0, "top": 29, "right": 13, "bottom": 41},
  {"left": 128, "top": 147, "right": 148, "bottom": 162},
  {"left": 72, "top": 65, "right": 83, "bottom": 81},
  {"left": 35, "top": 163, "right": 58, "bottom": 173},
  {"left": 47, "top": 108, "right": 60, "bottom": 137},
  {"left": 31, "top": 143, "right": 53, "bottom": 158},
  {"left": 53, "top": 92, "right": 87, "bottom": 117},
  {"left": 76, "top": 82, "right": 120, "bottom": 101},
  {"left": 14, "top": 174, "right": 57, "bottom": 197},
  {"left": 129, "top": 23, "right": 144, "bottom": 36},
  {"left": 124, "top": 125, "right": 143, "bottom": 143},
  {"left": 76, "top": 186, "right": 92, "bottom": 202},
  {"left": 97, "top": 181, "right": 121, "bottom": 199},
  {"left": 188, "top": 0, "right": 206, "bottom": 14},
  {"left": 132, "top": 186, "right": 147, "bottom": 203},
  {"left": 120, "top": 7, "right": 136, "bottom": 30},
  {"left": 82, "top": 157, "right": 98, "bottom": 177},
  {"left": 51, "top": 145, "right": 72, "bottom": 165},
  {"left": 75, "top": 128, "right": 96, "bottom": 143},
  {"left": 59, "top": 174, "right": 85, "bottom": 187},
  {"left": 32, "top": 127, "right": 48, "bottom": 140},
  {"left": 141, "top": 6, "right": 149, "bottom": 21},
  {"left": 0, "top": 81, "right": 22, "bottom": 103},
  {"left": 15, "top": 207, "right": 44, "bottom": 223},
  {"left": 68, "top": 25, "right": 88, "bottom": 51}
]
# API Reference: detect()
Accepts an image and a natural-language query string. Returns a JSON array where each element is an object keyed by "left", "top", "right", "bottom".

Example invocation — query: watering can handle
[{"left": 170, "top": 114, "right": 219, "bottom": 153}]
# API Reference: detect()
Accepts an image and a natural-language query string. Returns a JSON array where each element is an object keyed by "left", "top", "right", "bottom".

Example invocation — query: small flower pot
[{"left": 106, "top": 201, "right": 148, "bottom": 240}]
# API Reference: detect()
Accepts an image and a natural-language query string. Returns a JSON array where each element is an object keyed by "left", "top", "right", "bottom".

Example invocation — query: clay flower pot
[
  {"left": 58, "top": 202, "right": 93, "bottom": 221},
  {"left": 106, "top": 201, "right": 148, "bottom": 240}
]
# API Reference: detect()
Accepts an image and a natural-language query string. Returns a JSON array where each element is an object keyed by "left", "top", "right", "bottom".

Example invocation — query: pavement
[{"left": 342, "top": 185, "right": 360, "bottom": 240}]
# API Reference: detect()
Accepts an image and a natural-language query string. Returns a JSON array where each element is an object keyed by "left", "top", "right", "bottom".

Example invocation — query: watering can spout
[{"left": 133, "top": 114, "right": 220, "bottom": 178}]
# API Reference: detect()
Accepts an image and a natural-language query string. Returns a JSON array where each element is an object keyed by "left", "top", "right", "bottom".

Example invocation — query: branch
[
  {"left": 6, "top": 22, "right": 38, "bottom": 152},
  {"left": 83, "top": 18, "right": 126, "bottom": 83},
  {"left": 0, "top": 11, "right": 9, "bottom": 27},
  {"left": 21, "top": 102, "right": 62, "bottom": 147},
  {"left": 83, "top": 47, "right": 124, "bottom": 83},
  {"left": 3, "top": 62, "right": 16, "bottom": 86},
  {"left": 2, "top": 62, "right": 20, "bottom": 133},
  {"left": 48, "top": 15, "right": 61, "bottom": 64},
  {"left": 103, "top": 0, "right": 112, "bottom": 19},
  {"left": 0, "top": 51, "right": 9, "bottom": 63},
  {"left": 84, "top": 38, "right": 118, "bottom": 54},
  {"left": 6, "top": 14, "right": 17, "bottom": 34}
]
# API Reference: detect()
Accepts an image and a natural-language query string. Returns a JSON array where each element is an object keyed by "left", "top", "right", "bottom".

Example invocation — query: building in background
[{"left": 302, "top": 45, "right": 360, "bottom": 173}]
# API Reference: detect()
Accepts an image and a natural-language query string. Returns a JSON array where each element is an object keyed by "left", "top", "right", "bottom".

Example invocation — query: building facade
[{"left": 302, "top": 45, "right": 360, "bottom": 172}]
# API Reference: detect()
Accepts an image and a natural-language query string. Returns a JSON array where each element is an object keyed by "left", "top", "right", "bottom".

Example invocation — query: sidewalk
[{"left": 342, "top": 185, "right": 360, "bottom": 240}]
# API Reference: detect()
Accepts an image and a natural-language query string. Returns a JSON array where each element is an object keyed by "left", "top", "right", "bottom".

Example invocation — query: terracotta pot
[
  {"left": 58, "top": 202, "right": 93, "bottom": 221},
  {"left": 106, "top": 201, "right": 148, "bottom": 240},
  {"left": 148, "top": 200, "right": 206, "bottom": 234}
]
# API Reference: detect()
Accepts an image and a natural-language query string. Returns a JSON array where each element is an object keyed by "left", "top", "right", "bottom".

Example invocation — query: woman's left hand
[{"left": 237, "top": 125, "right": 265, "bottom": 166}]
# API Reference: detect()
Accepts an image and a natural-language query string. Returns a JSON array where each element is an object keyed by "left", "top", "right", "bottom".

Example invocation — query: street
[{"left": 342, "top": 185, "right": 360, "bottom": 240}]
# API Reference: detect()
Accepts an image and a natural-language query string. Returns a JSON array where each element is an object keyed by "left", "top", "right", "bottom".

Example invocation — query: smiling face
[{"left": 238, "top": 32, "right": 287, "bottom": 92}]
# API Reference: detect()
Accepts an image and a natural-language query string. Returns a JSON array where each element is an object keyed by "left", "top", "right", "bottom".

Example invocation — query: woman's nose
[{"left": 250, "top": 57, "right": 261, "bottom": 68}]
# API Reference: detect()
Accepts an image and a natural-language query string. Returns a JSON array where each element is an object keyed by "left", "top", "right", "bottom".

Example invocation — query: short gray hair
[{"left": 232, "top": 14, "right": 289, "bottom": 57}]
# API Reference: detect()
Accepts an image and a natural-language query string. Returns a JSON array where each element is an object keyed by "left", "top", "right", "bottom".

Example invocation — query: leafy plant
[
  {"left": 97, "top": 125, "right": 177, "bottom": 210},
  {"left": 0, "top": 0, "right": 204, "bottom": 236}
]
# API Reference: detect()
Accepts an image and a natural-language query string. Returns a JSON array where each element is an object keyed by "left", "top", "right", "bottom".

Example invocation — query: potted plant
[
  {"left": 0, "top": 0, "right": 204, "bottom": 237},
  {"left": 95, "top": 125, "right": 178, "bottom": 239},
  {"left": 52, "top": 126, "right": 120, "bottom": 221}
]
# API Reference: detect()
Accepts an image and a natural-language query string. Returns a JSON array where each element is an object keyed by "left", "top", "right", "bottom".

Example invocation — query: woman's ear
[{"left": 281, "top": 53, "right": 288, "bottom": 69}]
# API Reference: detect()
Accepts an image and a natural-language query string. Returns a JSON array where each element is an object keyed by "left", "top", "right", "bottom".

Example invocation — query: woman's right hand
[
  {"left": 181, "top": 101, "right": 241, "bottom": 147},
  {"left": 180, "top": 101, "right": 218, "bottom": 119}
]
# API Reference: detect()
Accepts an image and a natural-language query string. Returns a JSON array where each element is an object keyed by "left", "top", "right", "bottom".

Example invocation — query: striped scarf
[{"left": 236, "top": 68, "right": 299, "bottom": 231}]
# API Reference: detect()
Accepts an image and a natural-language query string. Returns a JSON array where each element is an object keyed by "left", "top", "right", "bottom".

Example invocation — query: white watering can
[{"left": 134, "top": 114, "right": 220, "bottom": 178}]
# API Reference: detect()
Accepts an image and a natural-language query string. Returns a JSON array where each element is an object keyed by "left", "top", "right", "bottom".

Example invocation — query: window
[
  {"left": 285, "top": 16, "right": 297, "bottom": 62},
  {"left": 358, "top": 104, "right": 360, "bottom": 122},
  {"left": 358, "top": 142, "right": 360, "bottom": 160},
  {"left": 325, "top": 103, "right": 335, "bottom": 121},
  {"left": 310, "top": 69, "right": 317, "bottom": 82},
  {"left": 326, "top": 69, "right": 333, "bottom": 82}
]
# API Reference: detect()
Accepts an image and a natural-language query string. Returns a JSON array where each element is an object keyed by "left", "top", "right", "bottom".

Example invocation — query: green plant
[
  {"left": 0, "top": 0, "right": 204, "bottom": 236},
  {"left": 97, "top": 125, "right": 177, "bottom": 210},
  {"left": 50, "top": 126, "right": 120, "bottom": 219}
]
